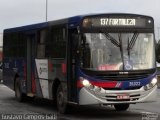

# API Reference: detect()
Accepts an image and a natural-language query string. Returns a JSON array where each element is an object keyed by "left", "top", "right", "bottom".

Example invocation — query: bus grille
[
  {"left": 103, "top": 86, "right": 141, "bottom": 90},
  {"left": 94, "top": 73, "right": 150, "bottom": 81}
]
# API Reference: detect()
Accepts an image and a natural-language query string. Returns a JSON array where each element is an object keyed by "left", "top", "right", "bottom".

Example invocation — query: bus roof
[
  {"left": 4, "top": 13, "right": 153, "bottom": 33},
  {"left": 4, "top": 22, "right": 48, "bottom": 33},
  {"left": 3, "top": 15, "right": 83, "bottom": 33}
]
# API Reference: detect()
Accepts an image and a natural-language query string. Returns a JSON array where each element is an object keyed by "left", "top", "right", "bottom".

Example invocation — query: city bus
[
  {"left": 3, "top": 13, "right": 157, "bottom": 113},
  {"left": 156, "top": 40, "right": 160, "bottom": 87}
]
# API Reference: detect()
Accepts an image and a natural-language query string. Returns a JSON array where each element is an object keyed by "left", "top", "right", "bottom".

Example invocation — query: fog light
[
  {"left": 144, "top": 85, "right": 148, "bottom": 91},
  {"left": 94, "top": 86, "right": 101, "bottom": 92},
  {"left": 89, "top": 84, "right": 95, "bottom": 89},
  {"left": 149, "top": 83, "right": 154, "bottom": 88}
]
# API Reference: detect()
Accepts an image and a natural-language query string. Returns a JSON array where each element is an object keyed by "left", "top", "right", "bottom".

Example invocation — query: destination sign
[
  {"left": 100, "top": 18, "right": 136, "bottom": 26},
  {"left": 82, "top": 16, "right": 153, "bottom": 30}
]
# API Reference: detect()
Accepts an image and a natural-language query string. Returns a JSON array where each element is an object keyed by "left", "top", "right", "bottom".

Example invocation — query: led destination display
[{"left": 82, "top": 16, "right": 153, "bottom": 30}]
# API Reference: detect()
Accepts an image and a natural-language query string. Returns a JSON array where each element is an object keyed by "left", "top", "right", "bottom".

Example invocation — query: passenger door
[
  {"left": 67, "top": 29, "right": 79, "bottom": 102},
  {"left": 26, "top": 33, "right": 36, "bottom": 94}
]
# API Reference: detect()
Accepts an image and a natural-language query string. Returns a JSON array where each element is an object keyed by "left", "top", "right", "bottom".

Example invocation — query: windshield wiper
[
  {"left": 118, "top": 33, "right": 125, "bottom": 70},
  {"left": 128, "top": 33, "right": 139, "bottom": 50},
  {"left": 127, "top": 33, "right": 139, "bottom": 60},
  {"left": 103, "top": 33, "right": 120, "bottom": 47}
]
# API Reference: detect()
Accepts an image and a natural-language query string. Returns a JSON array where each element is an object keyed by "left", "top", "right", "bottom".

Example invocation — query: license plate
[{"left": 117, "top": 94, "right": 130, "bottom": 100}]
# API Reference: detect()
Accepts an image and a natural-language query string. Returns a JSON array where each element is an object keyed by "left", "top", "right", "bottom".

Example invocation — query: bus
[
  {"left": 3, "top": 13, "right": 157, "bottom": 113},
  {"left": 156, "top": 40, "right": 160, "bottom": 87}
]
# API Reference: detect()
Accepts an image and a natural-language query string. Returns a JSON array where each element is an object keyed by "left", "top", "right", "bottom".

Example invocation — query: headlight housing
[
  {"left": 79, "top": 77, "right": 101, "bottom": 92},
  {"left": 80, "top": 77, "right": 91, "bottom": 87},
  {"left": 82, "top": 79, "right": 91, "bottom": 87},
  {"left": 151, "top": 78, "right": 157, "bottom": 85},
  {"left": 144, "top": 77, "right": 157, "bottom": 90}
]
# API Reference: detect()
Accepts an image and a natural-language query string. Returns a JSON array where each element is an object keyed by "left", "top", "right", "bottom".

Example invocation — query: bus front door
[{"left": 67, "top": 30, "right": 78, "bottom": 102}]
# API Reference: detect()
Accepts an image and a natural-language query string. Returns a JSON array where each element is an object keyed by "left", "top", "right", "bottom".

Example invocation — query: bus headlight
[
  {"left": 151, "top": 78, "right": 157, "bottom": 85},
  {"left": 80, "top": 77, "right": 91, "bottom": 87},
  {"left": 144, "top": 78, "right": 157, "bottom": 90},
  {"left": 79, "top": 77, "right": 101, "bottom": 92},
  {"left": 82, "top": 79, "right": 91, "bottom": 87}
]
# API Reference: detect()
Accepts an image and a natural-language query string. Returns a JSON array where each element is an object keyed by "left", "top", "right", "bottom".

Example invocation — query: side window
[
  {"left": 46, "top": 26, "right": 66, "bottom": 58},
  {"left": 18, "top": 33, "right": 26, "bottom": 57},
  {"left": 3, "top": 32, "right": 25, "bottom": 58},
  {"left": 71, "top": 32, "right": 79, "bottom": 59},
  {"left": 36, "top": 30, "right": 46, "bottom": 58},
  {"left": 3, "top": 34, "right": 9, "bottom": 57}
]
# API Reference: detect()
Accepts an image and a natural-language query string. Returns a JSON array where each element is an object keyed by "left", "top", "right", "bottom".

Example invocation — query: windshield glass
[{"left": 80, "top": 33, "right": 155, "bottom": 71}]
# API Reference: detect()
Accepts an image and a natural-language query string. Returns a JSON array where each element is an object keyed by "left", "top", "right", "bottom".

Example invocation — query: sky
[{"left": 0, "top": 0, "right": 160, "bottom": 42}]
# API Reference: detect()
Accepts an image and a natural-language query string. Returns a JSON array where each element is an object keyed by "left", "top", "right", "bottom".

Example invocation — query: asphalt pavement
[{"left": 0, "top": 84, "right": 160, "bottom": 120}]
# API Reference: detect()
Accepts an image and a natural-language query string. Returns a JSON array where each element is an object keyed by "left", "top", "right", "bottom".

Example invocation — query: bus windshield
[{"left": 80, "top": 33, "right": 155, "bottom": 71}]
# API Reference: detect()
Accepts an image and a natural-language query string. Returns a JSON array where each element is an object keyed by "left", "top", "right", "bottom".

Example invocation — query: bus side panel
[
  {"left": 34, "top": 59, "right": 67, "bottom": 100},
  {"left": 48, "top": 59, "right": 67, "bottom": 99},
  {"left": 3, "top": 58, "right": 26, "bottom": 93},
  {"left": 34, "top": 59, "right": 49, "bottom": 99},
  {"left": 33, "top": 60, "right": 43, "bottom": 98}
]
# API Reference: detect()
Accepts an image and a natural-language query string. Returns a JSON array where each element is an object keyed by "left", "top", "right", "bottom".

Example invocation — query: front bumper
[{"left": 79, "top": 85, "right": 157, "bottom": 105}]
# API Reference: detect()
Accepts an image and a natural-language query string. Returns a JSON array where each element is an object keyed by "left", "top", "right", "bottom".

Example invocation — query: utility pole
[
  {"left": 46, "top": 0, "right": 48, "bottom": 22},
  {"left": 0, "top": 33, "right": 2, "bottom": 47},
  {"left": 158, "top": 27, "right": 160, "bottom": 41}
]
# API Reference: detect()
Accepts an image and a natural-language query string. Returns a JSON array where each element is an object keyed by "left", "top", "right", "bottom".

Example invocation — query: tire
[
  {"left": 56, "top": 84, "right": 69, "bottom": 114},
  {"left": 15, "top": 78, "right": 26, "bottom": 102},
  {"left": 114, "top": 104, "right": 129, "bottom": 111}
]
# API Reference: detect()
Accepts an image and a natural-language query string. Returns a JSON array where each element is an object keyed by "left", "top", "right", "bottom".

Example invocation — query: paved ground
[{"left": 0, "top": 84, "right": 160, "bottom": 120}]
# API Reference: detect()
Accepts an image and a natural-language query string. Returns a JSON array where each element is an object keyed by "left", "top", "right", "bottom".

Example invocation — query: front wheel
[
  {"left": 114, "top": 104, "right": 129, "bottom": 111},
  {"left": 56, "top": 84, "right": 69, "bottom": 114}
]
